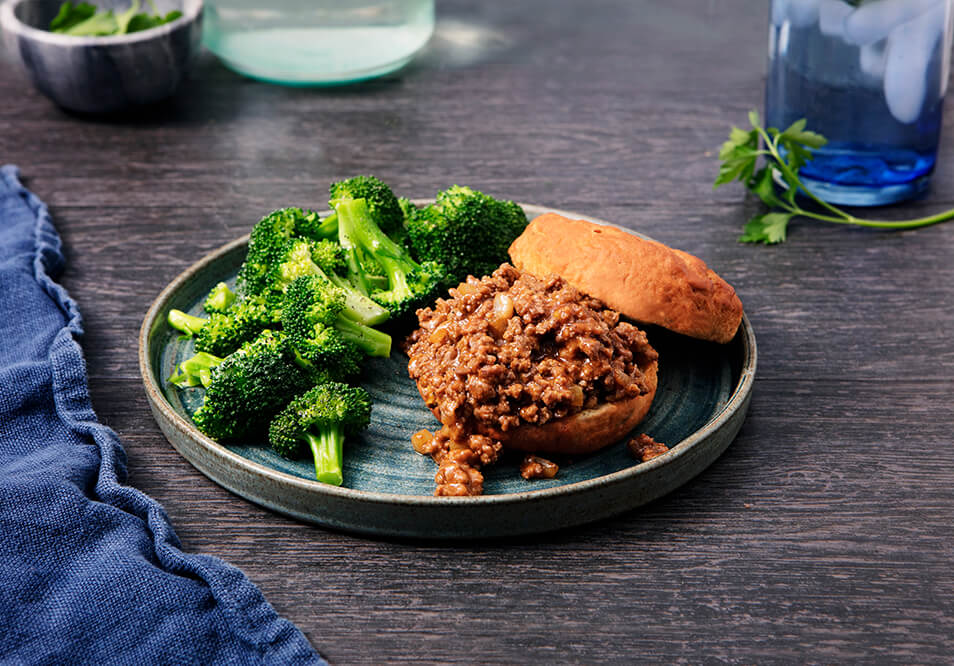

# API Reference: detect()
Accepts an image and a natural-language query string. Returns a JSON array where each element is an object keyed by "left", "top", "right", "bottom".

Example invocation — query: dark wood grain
[{"left": 3, "top": 0, "right": 954, "bottom": 662}]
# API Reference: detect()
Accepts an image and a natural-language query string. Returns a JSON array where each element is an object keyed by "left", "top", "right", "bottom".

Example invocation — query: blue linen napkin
[{"left": 0, "top": 165, "right": 325, "bottom": 665}]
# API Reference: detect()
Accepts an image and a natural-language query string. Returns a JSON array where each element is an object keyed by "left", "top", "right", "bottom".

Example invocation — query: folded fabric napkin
[{"left": 0, "top": 166, "right": 324, "bottom": 665}]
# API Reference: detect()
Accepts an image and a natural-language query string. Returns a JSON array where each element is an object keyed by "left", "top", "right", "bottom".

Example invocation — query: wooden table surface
[{"left": 3, "top": 1, "right": 954, "bottom": 662}]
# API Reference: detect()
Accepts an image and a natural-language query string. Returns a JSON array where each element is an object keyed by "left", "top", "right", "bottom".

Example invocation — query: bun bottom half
[{"left": 476, "top": 359, "right": 658, "bottom": 456}]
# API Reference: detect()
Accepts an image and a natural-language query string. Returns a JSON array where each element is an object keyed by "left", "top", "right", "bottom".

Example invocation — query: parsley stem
[
  {"left": 759, "top": 126, "right": 954, "bottom": 231},
  {"left": 757, "top": 126, "right": 852, "bottom": 221},
  {"left": 796, "top": 208, "right": 954, "bottom": 229}
]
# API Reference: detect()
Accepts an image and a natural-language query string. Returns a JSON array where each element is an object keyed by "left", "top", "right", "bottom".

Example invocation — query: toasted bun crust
[
  {"left": 474, "top": 357, "right": 658, "bottom": 456},
  {"left": 509, "top": 213, "right": 743, "bottom": 343}
]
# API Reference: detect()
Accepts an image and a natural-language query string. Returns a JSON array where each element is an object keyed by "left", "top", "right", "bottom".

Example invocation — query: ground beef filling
[
  {"left": 406, "top": 264, "right": 658, "bottom": 497},
  {"left": 627, "top": 433, "right": 669, "bottom": 462}
]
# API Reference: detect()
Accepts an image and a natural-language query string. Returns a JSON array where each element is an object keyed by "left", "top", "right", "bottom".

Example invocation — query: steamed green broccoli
[
  {"left": 271, "top": 237, "right": 342, "bottom": 290},
  {"left": 168, "top": 309, "right": 206, "bottom": 337},
  {"left": 268, "top": 382, "right": 372, "bottom": 485},
  {"left": 203, "top": 282, "right": 237, "bottom": 314},
  {"left": 237, "top": 207, "right": 329, "bottom": 297},
  {"left": 397, "top": 197, "right": 418, "bottom": 223},
  {"left": 167, "top": 295, "right": 273, "bottom": 357},
  {"left": 334, "top": 197, "right": 444, "bottom": 318},
  {"left": 236, "top": 208, "right": 390, "bottom": 327},
  {"left": 312, "top": 213, "right": 340, "bottom": 240},
  {"left": 404, "top": 185, "right": 528, "bottom": 287},
  {"left": 169, "top": 351, "right": 223, "bottom": 389},
  {"left": 190, "top": 330, "right": 324, "bottom": 441},
  {"left": 277, "top": 237, "right": 390, "bottom": 325},
  {"left": 281, "top": 275, "right": 391, "bottom": 378},
  {"left": 329, "top": 175, "right": 405, "bottom": 237},
  {"left": 330, "top": 176, "right": 407, "bottom": 291}
]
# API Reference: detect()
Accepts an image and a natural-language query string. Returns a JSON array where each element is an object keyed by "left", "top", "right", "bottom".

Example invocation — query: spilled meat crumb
[{"left": 627, "top": 433, "right": 668, "bottom": 462}]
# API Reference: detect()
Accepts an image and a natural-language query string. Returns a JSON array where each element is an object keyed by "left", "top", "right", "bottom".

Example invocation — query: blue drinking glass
[{"left": 766, "top": 0, "right": 954, "bottom": 205}]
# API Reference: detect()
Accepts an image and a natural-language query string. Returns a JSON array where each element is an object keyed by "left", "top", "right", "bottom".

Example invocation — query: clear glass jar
[{"left": 202, "top": 0, "right": 435, "bottom": 85}]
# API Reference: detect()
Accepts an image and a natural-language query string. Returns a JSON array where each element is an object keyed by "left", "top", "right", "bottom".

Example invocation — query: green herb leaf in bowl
[{"left": 49, "top": 0, "right": 182, "bottom": 36}]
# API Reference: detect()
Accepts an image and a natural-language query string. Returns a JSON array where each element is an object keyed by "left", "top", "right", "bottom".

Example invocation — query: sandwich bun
[{"left": 509, "top": 213, "right": 744, "bottom": 343}]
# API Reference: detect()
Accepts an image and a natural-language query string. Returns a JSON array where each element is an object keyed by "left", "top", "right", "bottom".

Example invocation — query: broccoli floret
[
  {"left": 309, "top": 238, "right": 346, "bottom": 275},
  {"left": 236, "top": 214, "right": 388, "bottom": 327},
  {"left": 331, "top": 176, "right": 407, "bottom": 287},
  {"left": 405, "top": 185, "right": 528, "bottom": 287},
  {"left": 169, "top": 351, "right": 223, "bottom": 389},
  {"left": 398, "top": 196, "right": 418, "bottom": 222},
  {"left": 197, "top": 298, "right": 273, "bottom": 356},
  {"left": 237, "top": 207, "right": 329, "bottom": 296},
  {"left": 272, "top": 238, "right": 342, "bottom": 291},
  {"left": 282, "top": 275, "right": 392, "bottom": 377},
  {"left": 281, "top": 277, "right": 361, "bottom": 377},
  {"left": 268, "top": 382, "right": 372, "bottom": 485},
  {"left": 190, "top": 330, "right": 324, "bottom": 441},
  {"left": 329, "top": 175, "right": 404, "bottom": 237},
  {"left": 270, "top": 237, "right": 389, "bottom": 326},
  {"left": 167, "top": 295, "right": 274, "bottom": 357},
  {"left": 203, "top": 282, "right": 236, "bottom": 314},
  {"left": 238, "top": 208, "right": 308, "bottom": 297},
  {"left": 334, "top": 197, "right": 444, "bottom": 318},
  {"left": 290, "top": 208, "right": 329, "bottom": 241}
]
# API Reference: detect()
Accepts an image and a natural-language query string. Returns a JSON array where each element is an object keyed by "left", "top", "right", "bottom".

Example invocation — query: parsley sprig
[{"left": 715, "top": 110, "right": 954, "bottom": 244}]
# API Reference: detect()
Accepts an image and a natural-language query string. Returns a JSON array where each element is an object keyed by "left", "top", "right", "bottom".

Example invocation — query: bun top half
[{"left": 508, "top": 213, "right": 743, "bottom": 344}]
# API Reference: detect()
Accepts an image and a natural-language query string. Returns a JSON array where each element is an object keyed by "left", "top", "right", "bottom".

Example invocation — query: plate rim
[{"left": 138, "top": 204, "right": 756, "bottom": 513}]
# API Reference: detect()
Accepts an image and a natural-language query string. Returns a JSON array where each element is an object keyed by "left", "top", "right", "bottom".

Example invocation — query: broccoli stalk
[
  {"left": 169, "top": 351, "right": 222, "bottom": 388},
  {"left": 312, "top": 427, "right": 344, "bottom": 485},
  {"left": 334, "top": 197, "right": 443, "bottom": 318},
  {"left": 314, "top": 212, "right": 339, "bottom": 240},
  {"left": 168, "top": 309, "right": 206, "bottom": 337},
  {"left": 337, "top": 222, "right": 374, "bottom": 297},
  {"left": 328, "top": 271, "right": 389, "bottom": 325},
  {"left": 268, "top": 382, "right": 372, "bottom": 485},
  {"left": 334, "top": 316, "right": 391, "bottom": 358}
]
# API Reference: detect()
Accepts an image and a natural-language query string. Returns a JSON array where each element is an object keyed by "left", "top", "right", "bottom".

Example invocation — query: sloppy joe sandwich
[
  {"left": 406, "top": 265, "right": 658, "bottom": 496},
  {"left": 509, "top": 213, "right": 743, "bottom": 344},
  {"left": 406, "top": 211, "right": 743, "bottom": 497}
]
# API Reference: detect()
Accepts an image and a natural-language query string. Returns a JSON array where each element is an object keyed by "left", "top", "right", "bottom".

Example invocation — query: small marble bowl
[{"left": 1, "top": 0, "right": 202, "bottom": 113}]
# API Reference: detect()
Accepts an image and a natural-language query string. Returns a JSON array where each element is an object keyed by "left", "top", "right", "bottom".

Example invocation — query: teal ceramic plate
[{"left": 139, "top": 205, "right": 756, "bottom": 539}]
